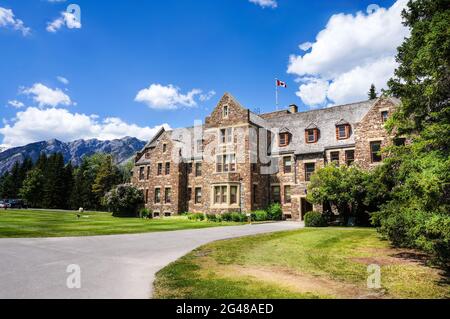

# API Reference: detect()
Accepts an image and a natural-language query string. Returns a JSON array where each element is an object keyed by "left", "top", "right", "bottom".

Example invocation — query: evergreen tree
[
  {"left": 92, "top": 155, "right": 121, "bottom": 207},
  {"left": 368, "top": 84, "right": 378, "bottom": 100}
]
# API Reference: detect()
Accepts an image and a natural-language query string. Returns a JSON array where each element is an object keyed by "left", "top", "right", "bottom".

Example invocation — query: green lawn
[
  {"left": 0, "top": 209, "right": 239, "bottom": 238},
  {"left": 154, "top": 228, "right": 449, "bottom": 299}
]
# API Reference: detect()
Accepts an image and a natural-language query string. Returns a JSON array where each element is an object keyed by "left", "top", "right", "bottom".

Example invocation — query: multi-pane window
[
  {"left": 271, "top": 186, "right": 281, "bottom": 204},
  {"left": 154, "top": 188, "right": 161, "bottom": 203},
  {"left": 279, "top": 133, "right": 290, "bottom": 147},
  {"left": 283, "top": 156, "right": 292, "bottom": 174},
  {"left": 220, "top": 128, "right": 233, "bottom": 144},
  {"left": 336, "top": 125, "right": 350, "bottom": 140},
  {"left": 213, "top": 185, "right": 239, "bottom": 206},
  {"left": 381, "top": 111, "right": 389, "bottom": 123},
  {"left": 139, "top": 167, "right": 145, "bottom": 180},
  {"left": 195, "top": 188, "right": 202, "bottom": 204},
  {"left": 223, "top": 105, "right": 229, "bottom": 118},
  {"left": 345, "top": 150, "right": 355, "bottom": 166},
  {"left": 216, "top": 154, "right": 236, "bottom": 173},
  {"left": 165, "top": 188, "right": 172, "bottom": 204},
  {"left": 306, "top": 129, "right": 318, "bottom": 143},
  {"left": 305, "top": 163, "right": 316, "bottom": 182},
  {"left": 230, "top": 186, "right": 238, "bottom": 205},
  {"left": 284, "top": 185, "right": 292, "bottom": 204},
  {"left": 187, "top": 162, "right": 193, "bottom": 174},
  {"left": 157, "top": 163, "right": 163, "bottom": 176},
  {"left": 165, "top": 162, "right": 171, "bottom": 175},
  {"left": 330, "top": 151, "right": 340, "bottom": 164},
  {"left": 195, "top": 162, "right": 202, "bottom": 177},
  {"left": 370, "top": 141, "right": 382, "bottom": 163}
]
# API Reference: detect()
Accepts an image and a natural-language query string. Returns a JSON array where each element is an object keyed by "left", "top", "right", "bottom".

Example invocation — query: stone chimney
[{"left": 289, "top": 104, "right": 298, "bottom": 114}]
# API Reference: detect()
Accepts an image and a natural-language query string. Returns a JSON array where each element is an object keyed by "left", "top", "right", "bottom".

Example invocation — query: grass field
[
  {"left": 154, "top": 228, "right": 449, "bottom": 299},
  {"left": 0, "top": 209, "right": 239, "bottom": 238}
]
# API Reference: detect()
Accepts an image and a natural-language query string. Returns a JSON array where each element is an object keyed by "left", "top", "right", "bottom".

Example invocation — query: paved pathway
[{"left": 0, "top": 222, "right": 303, "bottom": 299}]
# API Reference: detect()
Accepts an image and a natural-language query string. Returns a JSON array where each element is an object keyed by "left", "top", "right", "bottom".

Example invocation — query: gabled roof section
[
  {"left": 280, "top": 127, "right": 291, "bottom": 133},
  {"left": 335, "top": 119, "right": 350, "bottom": 126},
  {"left": 140, "top": 126, "right": 166, "bottom": 152},
  {"left": 305, "top": 123, "right": 319, "bottom": 130}
]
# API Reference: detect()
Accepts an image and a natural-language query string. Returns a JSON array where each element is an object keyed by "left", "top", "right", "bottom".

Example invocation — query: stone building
[{"left": 132, "top": 93, "right": 399, "bottom": 220}]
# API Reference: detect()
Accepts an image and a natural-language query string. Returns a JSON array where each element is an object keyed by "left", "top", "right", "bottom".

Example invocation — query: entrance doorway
[{"left": 300, "top": 198, "right": 313, "bottom": 221}]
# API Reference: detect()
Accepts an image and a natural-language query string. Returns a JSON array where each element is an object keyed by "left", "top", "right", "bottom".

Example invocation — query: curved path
[{"left": 0, "top": 222, "right": 302, "bottom": 299}]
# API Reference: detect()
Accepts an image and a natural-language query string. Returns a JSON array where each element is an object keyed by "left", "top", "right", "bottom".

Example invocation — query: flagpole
[{"left": 275, "top": 78, "right": 279, "bottom": 111}]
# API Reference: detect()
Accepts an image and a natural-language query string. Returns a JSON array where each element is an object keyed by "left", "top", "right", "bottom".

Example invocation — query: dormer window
[
  {"left": 279, "top": 132, "right": 291, "bottom": 147},
  {"left": 223, "top": 105, "right": 229, "bottom": 118},
  {"left": 336, "top": 123, "right": 351, "bottom": 140},
  {"left": 305, "top": 129, "right": 319, "bottom": 144}
]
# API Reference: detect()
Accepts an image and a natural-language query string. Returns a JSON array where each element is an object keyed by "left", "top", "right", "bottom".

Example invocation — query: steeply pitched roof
[{"left": 264, "top": 100, "right": 375, "bottom": 154}]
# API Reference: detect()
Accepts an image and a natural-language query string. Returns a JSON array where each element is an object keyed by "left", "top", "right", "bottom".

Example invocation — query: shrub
[
  {"left": 305, "top": 211, "right": 328, "bottom": 227},
  {"left": 206, "top": 214, "right": 218, "bottom": 222},
  {"left": 102, "top": 184, "right": 144, "bottom": 217},
  {"left": 139, "top": 208, "right": 151, "bottom": 219},
  {"left": 188, "top": 213, "right": 205, "bottom": 221},
  {"left": 267, "top": 203, "right": 282, "bottom": 221},
  {"left": 252, "top": 210, "right": 268, "bottom": 222},
  {"left": 222, "top": 212, "right": 233, "bottom": 222},
  {"left": 231, "top": 212, "right": 246, "bottom": 222}
]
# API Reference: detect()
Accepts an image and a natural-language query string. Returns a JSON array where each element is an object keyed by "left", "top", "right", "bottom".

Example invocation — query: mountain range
[{"left": 0, "top": 137, "right": 146, "bottom": 175}]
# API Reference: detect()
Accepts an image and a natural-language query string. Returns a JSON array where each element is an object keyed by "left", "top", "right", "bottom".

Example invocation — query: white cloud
[
  {"left": 299, "top": 42, "right": 313, "bottom": 51},
  {"left": 47, "top": 11, "right": 81, "bottom": 33},
  {"left": 287, "top": 0, "right": 410, "bottom": 107},
  {"left": 7, "top": 100, "right": 25, "bottom": 109},
  {"left": 296, "top": 79, "right": 329, "bottom": 107},
  {"left": 57, "top": 76, "right": 69, "bottom": 85},
  {"left": 135, "top": 84, "right": 204, "bottom": 110},
  {"left": 249, "top": 0, "right": 278, "bottom": 9},
  {"left": 0, "top": 7, "right": 31, "bottom": 36},
  {"left": 199, "top": 90, "right": 216, "bottom": 102},
  {"left": 0, "top": 107, "right": 170, "bottom": 147},
  {"left": 21, "top": 83, "right": 72, "bottom": 107}
]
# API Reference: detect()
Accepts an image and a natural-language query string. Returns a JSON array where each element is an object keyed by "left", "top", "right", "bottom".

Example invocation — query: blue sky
[{"left": 0, "top": 0, "right": 408, "bottom": 147}]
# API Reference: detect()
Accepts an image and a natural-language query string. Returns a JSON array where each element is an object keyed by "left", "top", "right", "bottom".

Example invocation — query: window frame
[
  {"left": 271, "top": 185, "right": 281, "bottom": 204},
  {"left": 194, "top": 187, "right": 202, "bottom": 204},
  {"left": 212, "top": 184, "right": 240, "bottom": 207},
  {"left": 305, "top": 129, "right": 319, "bottom": 144},
  {"left": 139, "top": 167, "right": 145, "bottom": 181},
  {"left": 154, "top": 188, "right": 161, "bottom": 204},
  {"left": 345, "top": 150, "right": 355, "bottom": 166},
  {"left": 195, "top": 162, "right": 202, "bottom": 177},
  {"left": 157, "top": 163, "right": 163, "bottom": 176},
  {"left": 330, "top": 151, "right": 340, "bottom": 164},
  {"left": 370, "top": 141, "right": 382, "bottom": 163},
  {"left": 165, "top": 162, "right": 171, "bottom": 175},
  {"left": 223, "top": 105, "right": 229, "bottom": 118},
  {"left": 336, "top": 125, "right": 350, "bottom": 140},
  {"left": 381, "top": 111, "right": 389, "bottom": 123},
  {"left": 216, "top": 153, "right": 236, "bottom": 173},
  {"left": 305, "top": 163, "right": 316, "bottom": 182},
  {"left": 284, "top": 185, "right": 292, "bottom": 204},
  {"left": 283, "top": 156, "right": 292, "bottom": 174},
  {"left": 279, "top": 132, "right": 290, "bottom": 147},
  {"left": 164, "top": 187, "right": 172, "bottom": 204}
]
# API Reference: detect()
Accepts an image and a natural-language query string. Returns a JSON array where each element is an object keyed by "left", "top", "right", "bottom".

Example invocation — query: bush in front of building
[
  {"left": 231, "top": 212, "right": 246, "bottom": 222},
  {"left": 187, "top": 213, "right": 205, "bottom": 221},
  {"left": 251, "top": 210, "right": 268, "bottom": 222},
  {"left": 206, "top": 214, "right": 218, "bottom": 222},
  {"left": 267, "top": 203, "right": 283, "bottom": 221},
  {"left": 222, "top": 212, "right": 233, "bottom": 222},
  {"left": 139, "top": 208, "right": 152, "bottom": 219},
  {"left": 305, "top": 211, "right": 328, "bottom": 227}
]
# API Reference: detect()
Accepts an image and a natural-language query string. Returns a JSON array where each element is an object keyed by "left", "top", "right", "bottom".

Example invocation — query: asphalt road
[{"left": 0, "top": 222, "right": 302, "bottom": 299}]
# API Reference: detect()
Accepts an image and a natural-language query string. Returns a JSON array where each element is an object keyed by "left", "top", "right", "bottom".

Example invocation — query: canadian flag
[{"left": 276, "top": 79, "right": 287, "bottom": 88}]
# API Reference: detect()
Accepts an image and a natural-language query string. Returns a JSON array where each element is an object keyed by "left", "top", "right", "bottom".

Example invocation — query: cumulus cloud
[
  {"left": 199, "top": 90, "right": 216, "bottom": 102},
  {"left": 135, "top": 84, "right": 208, "bottom": 110},
  {"left": 0, "top": 6, "right": 31, "bottom": 36},
  {"left": 47, "top": 11, "right": 81, "bottom": 33},
  {"left": 21, "top": 83, "right": 72, "bottom": 107},
  {"left": 287, "top": 0, "right": 410, "bottom": 107},
  {"left": 249, "top": 0, "right": 278, "bottom": 9},
  {"left": 0, "top": 107, "right": 170, "bottom": 147}
]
